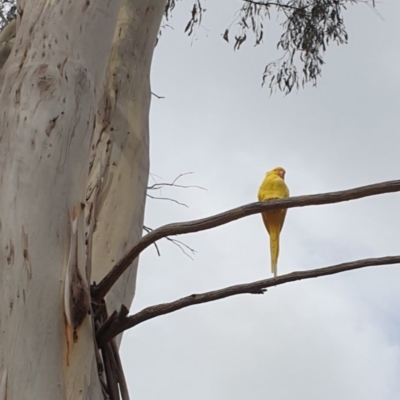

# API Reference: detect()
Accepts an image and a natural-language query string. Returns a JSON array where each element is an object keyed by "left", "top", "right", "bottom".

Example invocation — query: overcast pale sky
[{"left": 121, "top": 1, "right": 400, "bottom": 399}]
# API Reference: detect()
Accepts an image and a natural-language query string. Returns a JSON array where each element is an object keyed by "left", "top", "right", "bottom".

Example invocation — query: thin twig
[
  {"left": 143, "top": 225, "right": 161, "bottom": 256},
  {"left": 243, "top": 0, "right": 309, "bottom": 11},
  {"left": 363, "top": 0, "right": 384, "bottom": 21},
  {"left": 148, "top": 183, "right": 206, "bottom": 191},
  {"left": 147, "top": 172, "right": 206, "bottom": 191},
  {"left": 149, "top": 172, "right": 163, "bottom": 181},
  {"left": 165, "top": 236, "right": 196, "bottom": 259},
  {"left": 151, "top": 91, "right": 165, "bottom": 99},
  {"left": 172, "top": 172, "right": 193, "bottom": 185},
  {"left": 146, "top": 193, "right": 189, "bottom": 208},
  {"left": 143, "top": 225, "right": 196, "bottom": 259},
  {"left": 147, "top": 172, "right": 206, "bottom": 208},
  {"left": 91, "top": 179, "right": 400, "bottom": 300},
  {"left": 96, "top": 255, "right": 400, "bottom": 344}
]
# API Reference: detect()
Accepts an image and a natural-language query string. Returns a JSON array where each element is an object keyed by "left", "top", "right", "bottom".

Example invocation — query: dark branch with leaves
[
  {"left": 91, "top": 179, "right": 400, "bottom": 301},
  {"left": 165, "top": 0, "right": 376, "bottom": 93},
  {"left": 225, "top": 0, "right": 359, "bottom": 93}
]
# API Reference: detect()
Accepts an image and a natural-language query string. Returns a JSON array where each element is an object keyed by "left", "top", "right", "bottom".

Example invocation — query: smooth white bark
[
  {"left": 88, "top": 1, "right": 165, "bottom": 339},
  {"left": 0, "top": 1, "right": 165, "bottom": 398}
]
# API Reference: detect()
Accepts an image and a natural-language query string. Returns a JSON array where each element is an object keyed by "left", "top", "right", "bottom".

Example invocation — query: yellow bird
[{"left": 257, "top": 167, "right": 289, "bottom": 276}]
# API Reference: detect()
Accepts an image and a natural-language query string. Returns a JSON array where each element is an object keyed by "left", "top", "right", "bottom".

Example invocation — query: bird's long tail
[{"left": 269, "top": 228, "right": 280, "bottom": 277}]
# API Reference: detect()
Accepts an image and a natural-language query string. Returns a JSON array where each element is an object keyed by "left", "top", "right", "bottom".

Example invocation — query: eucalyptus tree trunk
[{"left": 0, "top": 1, "right": 165, "bottom": 398}]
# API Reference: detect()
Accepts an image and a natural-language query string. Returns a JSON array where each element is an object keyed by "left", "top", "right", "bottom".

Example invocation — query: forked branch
[
  {"left": 96, "top": 255, "right": 400, "bottom": 344},
  {"left": 146, "top": 172, "right": 206, "bottom": 208},
  {"left": 91, "top": 179, "right": 400, "bottom": 300}
]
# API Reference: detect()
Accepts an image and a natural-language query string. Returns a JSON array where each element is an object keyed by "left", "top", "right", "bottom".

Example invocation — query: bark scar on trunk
[
  {"left": 21, "top": 226, "right": 32, "bottom": 279},
  {"left": 63, "top": 205, "right": 90, "bottom": 352}
]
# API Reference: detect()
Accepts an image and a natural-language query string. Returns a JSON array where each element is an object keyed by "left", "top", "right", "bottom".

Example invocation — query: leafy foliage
[
  {"left": 1, "top": 0, "right": 373, "bottom": 94},
  {"left": 243, "top": 0, "right": 356, "bottom": 93},
  {"left": 166, "top": 0, "right": 370, "bottom": 94}
]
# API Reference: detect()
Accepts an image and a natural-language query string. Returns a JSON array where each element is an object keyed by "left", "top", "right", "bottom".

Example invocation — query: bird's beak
[{"left": 279, "top": 170, "right": 285, "bottom": 179}]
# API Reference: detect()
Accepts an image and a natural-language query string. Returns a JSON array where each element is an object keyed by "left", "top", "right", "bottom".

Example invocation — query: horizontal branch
[
  {"left": 147, "top": 171, "right": 206, "bottom": 191},
  {"left": 146, "top": 193, "right": 189, "bottom": 208},
  {"left": 242, "top": 1, "right": 306, "bottom": 11},
  {"left": 97, "top": 255, "right": 400, "bottom": 344},
  {"left": 91, "top": 179, "right": 400, "bottom": 300}
]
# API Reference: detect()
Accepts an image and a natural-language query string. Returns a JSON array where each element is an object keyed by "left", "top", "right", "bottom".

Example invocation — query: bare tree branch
[
  {"left": 143, "top": 225, "right": 197, "bottom": 259},
  {"left": 91, "top": 179, "right": 400, "bottom": 300},
  {"left": 151, "top": 91, "right": 165, "bottom": 99},
  {"left": 143, "top": 225, "right": 161, "bottom": 256},
  {"left": 146, "top": 193, "right": 189, "bottom": 208},
  {"left": 146, "top": 172, "right": 206, "bottom": 208},
  {"left": 147, "top": 172, "right": 206, "bottom": 191},
  {"left": 97, "top": 255, "right": 400, "bottom": 344},
  {"left": 144, "top": 172, "right": 202, "bottom": 258},
  {"left": 165, "top": 236, "right": 196, "bottom": 259}
]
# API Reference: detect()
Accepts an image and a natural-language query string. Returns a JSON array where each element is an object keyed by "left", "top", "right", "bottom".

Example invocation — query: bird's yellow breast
[{"left": 258, "top": 174, "right": 289, "bottom": 201}]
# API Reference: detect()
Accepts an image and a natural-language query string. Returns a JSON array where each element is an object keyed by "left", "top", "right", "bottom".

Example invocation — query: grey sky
[{"left": 121, "top": 1, "right": 400, "bottom": 399}]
